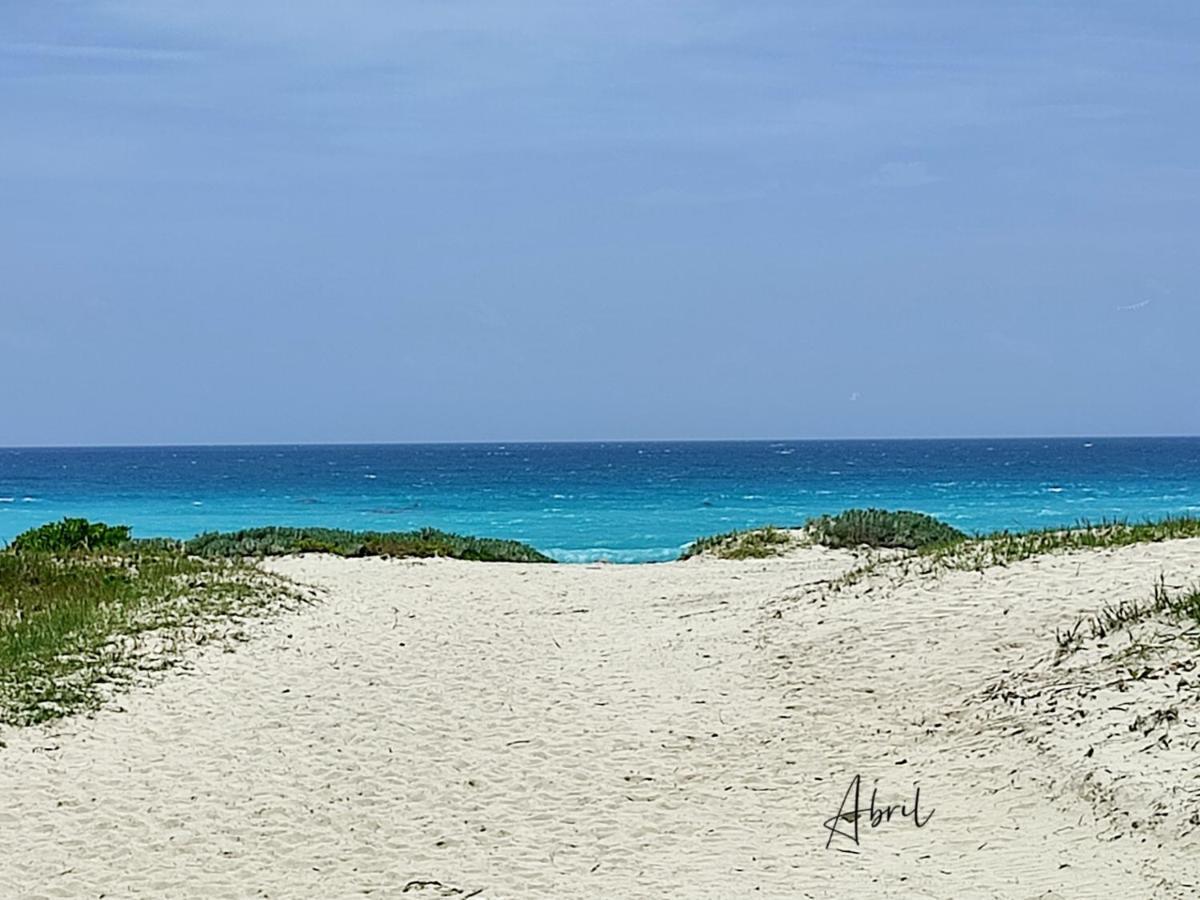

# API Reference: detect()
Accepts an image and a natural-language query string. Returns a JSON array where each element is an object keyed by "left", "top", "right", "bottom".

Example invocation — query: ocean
[{"left": 1, "top": 439, "right": 1198, "bottom": 562}]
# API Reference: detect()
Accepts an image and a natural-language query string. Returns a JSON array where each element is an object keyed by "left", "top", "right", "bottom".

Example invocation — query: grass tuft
[
  {"left": 680, "top": 526, "right": 792, "bottom": 560},
  {"left": 1054, "top": 576, "right": 1200, "bottom": 661},
  {"left": 184, "top": 526, "right": 553, "bottom": 563},
  {"left": 0, "top": 545, "right": 303, "bottom": 727},
  {"left": 805, "top": 508, "right": 966, "bottom": 550},
  {"left": 925, "top": 516, "right": 1200, "bottom": 572},
  {"left": 0, "top": 518, "right": 550, "bottom": 729}
]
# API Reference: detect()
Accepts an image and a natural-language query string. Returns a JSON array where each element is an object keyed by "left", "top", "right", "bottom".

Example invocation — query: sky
[{"left": 2, "top": 1, "right": 1198, "bottom": 445}]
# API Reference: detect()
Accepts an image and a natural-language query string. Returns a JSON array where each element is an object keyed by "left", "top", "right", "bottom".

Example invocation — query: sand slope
[{"left": 2, "top": 540, "right": 1199, "bottom": 898}]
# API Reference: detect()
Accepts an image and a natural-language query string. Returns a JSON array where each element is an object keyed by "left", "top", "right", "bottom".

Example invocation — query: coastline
[
  {"left": 4, "top": 438, "right": 1200, "bottom": 562},
  {"left": 2, "top": 535, "right": 1198, "bottom": 896}
]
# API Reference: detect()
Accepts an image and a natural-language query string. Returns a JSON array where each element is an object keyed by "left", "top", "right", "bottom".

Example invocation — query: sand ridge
[{"left": 1, "top": 540, "right": 1199, "bottom": 898}]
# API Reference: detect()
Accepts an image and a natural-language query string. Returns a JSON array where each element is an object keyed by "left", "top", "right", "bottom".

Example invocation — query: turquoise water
[{"left": 1, "top": 439, "right": 1198, "bottom": 562}]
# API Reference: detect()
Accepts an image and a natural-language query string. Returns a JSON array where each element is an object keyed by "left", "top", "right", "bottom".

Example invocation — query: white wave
[{"left": 544, "top": 547, "right": 677, "bottom": 564}]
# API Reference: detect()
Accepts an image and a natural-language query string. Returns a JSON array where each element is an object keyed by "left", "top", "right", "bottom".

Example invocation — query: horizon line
[{"left": 2, "top": 433, "right": 1198, "bottom": 451}]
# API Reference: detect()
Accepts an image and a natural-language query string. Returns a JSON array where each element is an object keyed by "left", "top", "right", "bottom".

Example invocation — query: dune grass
[
  {"left": 806, "top": 508, "right": 966, "bottom": 550},
  {"left": 0, "top": 545, "right": 302, "bottom": 728},
  {"left": 926, "top": 516, "right": 1200, "bottom": 571},
  {"left": 0, "top": 519, "right": 551, "bottom": 728},
  {"left": 1054, "top": 576, "right": 1200, "bottom": 658},
  {"left": 680, "top": 526, "right": 793, "bottom": 560},
  {"left": 803, "top": 510, "right": 1200, "bottom": 563},
  {"left": 682, "top": 509, "right": 1200, "bottom": 581},
  {"left": 184, "top": 526, "right": 553, "bottom": 563}
]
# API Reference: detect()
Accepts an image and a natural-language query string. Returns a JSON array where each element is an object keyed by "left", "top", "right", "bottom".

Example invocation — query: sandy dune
[{"left": 2, "top": 540, "right": 1199, "bottom": 898}]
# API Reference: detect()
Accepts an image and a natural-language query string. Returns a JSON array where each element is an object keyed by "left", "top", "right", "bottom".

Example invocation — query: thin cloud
[
  {"left": 870, "top": 161, "right": 939, "bottom": 188},
  {"left": 635, "top": 186, "right": 771, "bottom": 207},
  {"left": 1116, "top": 299, "right": 1152, "bottom": 311},
  {"left": 0, "top": 42, "right": 200, "bottom": 63}
]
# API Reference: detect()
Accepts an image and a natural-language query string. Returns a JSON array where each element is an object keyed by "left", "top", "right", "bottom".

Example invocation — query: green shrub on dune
[
  {"left": 0, "top": 518, "right": 550, "bottom": 725},
  {"left": 679, "top": 511, "right": 964, "bottom": 560},
  {"left": 10, "top": 518, "right": 132, "bottom": 554},
  {"left": 806, "top": 508, "right": 966, "bottom": 550},
  {"left": 184, "top": 526, "right": 553, "bottom": 563},
  {"left": 6, "top": 519, "right": 551, "bottom": 564},
  {"left": 930, "top": 515, "right": 1200, "bottom": 570},
  {"left": 679, "top": 526, "right": 792, "bottom": 560},
  {"left": 1, "top": 528, "right": 295, "bottom": 727}
]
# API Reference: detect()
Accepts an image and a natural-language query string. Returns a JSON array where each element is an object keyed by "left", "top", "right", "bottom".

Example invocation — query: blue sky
[{"left": 2, "top": 2, "right": 1197, "bottom": 444}]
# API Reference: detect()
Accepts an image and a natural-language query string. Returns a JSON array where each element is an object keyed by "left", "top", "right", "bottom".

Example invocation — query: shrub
[
  {"left": 806, "top": 508, "right": 965, "bottom": 550},
  {"left": 184, "top": 526, "right": 553, "bottom": 563},
  {"left": 680, "top": 526, "right": 792, "bottom": 560},
  {"left": 11, "top": 518, "right": 132, "bottom": 554}
]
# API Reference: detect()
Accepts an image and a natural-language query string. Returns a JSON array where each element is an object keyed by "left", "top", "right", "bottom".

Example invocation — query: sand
[{"left": 2, "top": 538, "right": 1199, "bottom": 898}]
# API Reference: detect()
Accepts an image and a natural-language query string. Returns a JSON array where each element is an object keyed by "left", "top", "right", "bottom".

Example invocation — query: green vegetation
[
  {"left": 184, "top": 526, "right": 553, "bottom": 563},
  {"left": 11, "top": 518, "right": 132, "bottom": 554},
  {"left": 806, "top": 508, "right": 966, "bottom": 550},
  {"left": 0, "top": 539, "right": 301, "bottom": 727},
  {"left": 803, "top": 512, "right": 1200, "bottom": 599},
  {"left": 927, "top": 516, "right": 1200, "bottom": 571},
  {"left": 1055, "top": 576, "right": 1200, "bottom": 658},
  {"left": 0, "top": 518, "right": 550, "bottom": 729},
  {"left": 680, "top": 526, "right": 792, "bottom": 560},
  {"left": 683, "top": 511, "right": 1200, "bottom": 597},
  {"left": 801, "top": 509, "right": 1200, "bottom": 565}
]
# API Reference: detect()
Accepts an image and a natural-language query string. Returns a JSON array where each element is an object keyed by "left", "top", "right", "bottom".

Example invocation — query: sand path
[{"left": 2, "top": 541, "right": 1199, "bottom": 898}]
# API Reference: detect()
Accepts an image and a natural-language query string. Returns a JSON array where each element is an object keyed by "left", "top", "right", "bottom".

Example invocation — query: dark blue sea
[{"left": 1, "top": 439, "right": 1198, "bottom": 562}]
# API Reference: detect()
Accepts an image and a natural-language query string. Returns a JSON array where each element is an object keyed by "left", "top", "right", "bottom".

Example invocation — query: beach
[{"left": 2, "top": 538, "right": 1199, "bottom": 898}]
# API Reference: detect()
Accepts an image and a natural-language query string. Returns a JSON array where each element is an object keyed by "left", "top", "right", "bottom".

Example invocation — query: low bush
[
  {"left": 11, "top": 518, "right": 132, "bottom": 554},
  {"left": 680, "top": 526, "right": 792, "bottom": 560},
  {"left": 184, "top": 526, "right": 553, "bottom": 563},
  {"left": 806, "top": 508, "right": 965, "bottom": 550}
]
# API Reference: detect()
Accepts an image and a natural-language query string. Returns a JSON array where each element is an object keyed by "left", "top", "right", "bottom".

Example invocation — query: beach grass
[
  {"left": 183, "top": 526, "right": 554, "bottom": 563},
  {"left": 679, "top": 526, "right": 793, "bottom": 560},
  {"left": 801, "top": 510, "right": 1200, "bottom": 567},
  {"left": 805, "top": 508, "right": 966, "bottom": 550},
  {"left": 682, "top": 510, "right": 1200, "bottom": 577},
  {"left": 926, "top": 516, "right": 1200, "bottom": 571},
  {"left": 1053, "top": 576, "right": 1200, "bottom": 659},
  {"left": 0, "top": 544, "right": 302, "bottom": 727},
  {"left": 803, "top": 510, "right": 1200, "bottom": 562},
  {"left": 0, "top": 519, "right": 550, "bottom": 728}
]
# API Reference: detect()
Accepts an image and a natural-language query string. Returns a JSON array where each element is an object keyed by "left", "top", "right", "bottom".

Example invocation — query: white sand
[{"left": 2, "top": 540, "right": 1199, "bottom": 898}]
